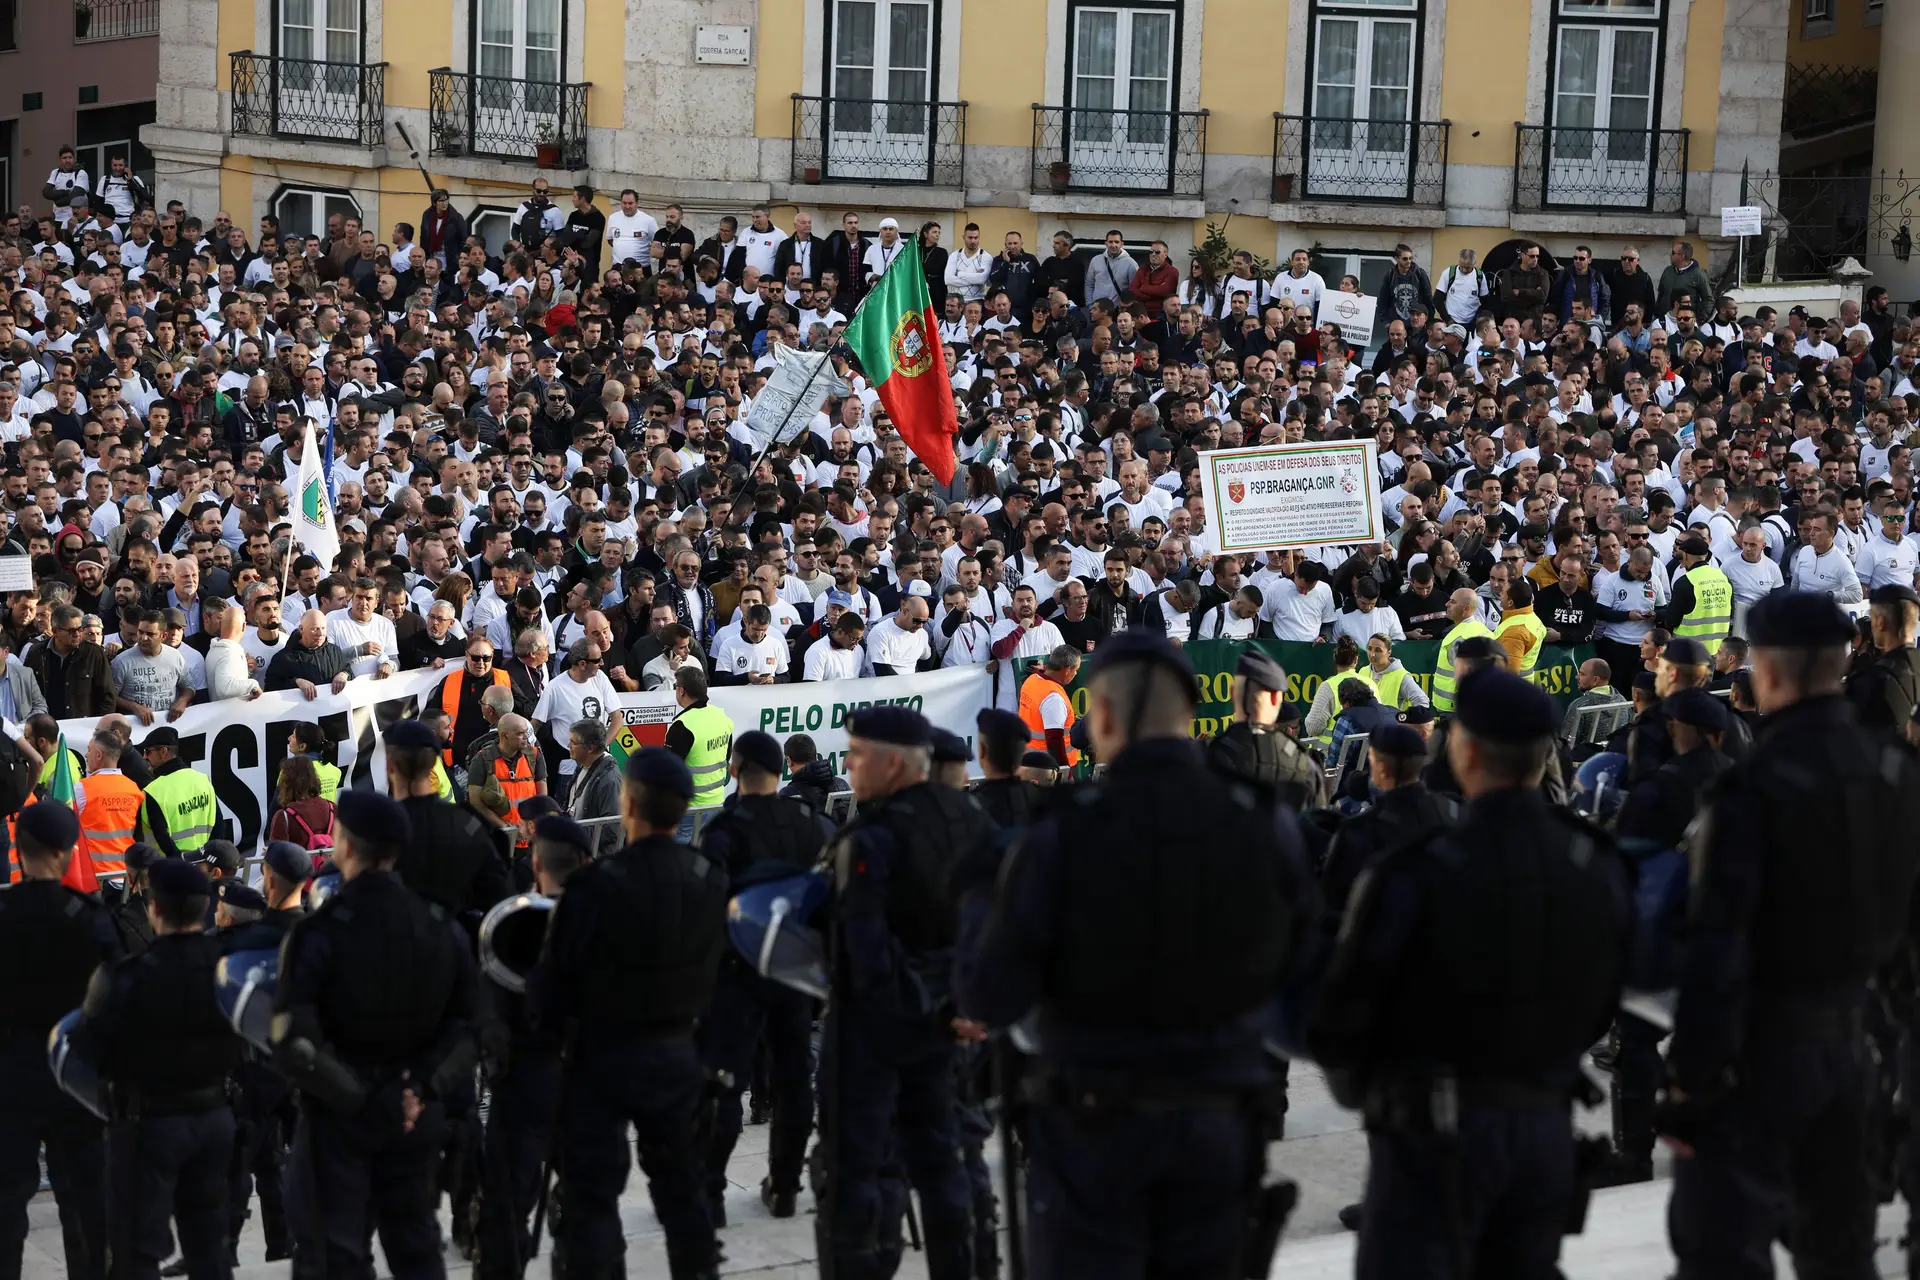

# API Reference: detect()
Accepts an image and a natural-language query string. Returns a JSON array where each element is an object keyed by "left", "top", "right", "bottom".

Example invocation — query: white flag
[
  {"left": 744, "top": 344, "right": 847, "bottom": 451},
  {"left": 292, "top": 419, "right": 339, "bottom": 571}
]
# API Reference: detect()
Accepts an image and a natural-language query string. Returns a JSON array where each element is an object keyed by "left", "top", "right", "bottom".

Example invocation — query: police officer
[
  {"left": 216, "top": 842, "right": 311, "bottom": 1264},
  {"left": 72, "top": 857, "right": 240, "bottom": 1280},
  {"left": 0, "top": 802, "right": 120, "bottom": 1280},
  {"left": 531, "top": 748, "right": 728, "bottom": 1280},
  {"left": 1320, "top": 722, "right": 1460, "bottom": 926},
  {"left": 106, "top": 842, "right": 163, "bottom": 957},
  {"left": 1658, "top": 592, "right": 1920, "bottom": 1275},
  {"left": 1844, "top": 582, "right": 1920, "bottom": 737},
  {"left": 1422, "top": 637, "right": 1571, "bottom": 804},
  {"left": 962, "top": 632, "right": 1311, "bottom": 1277},
  {"left": 1595, "top": 687, "right": 1734, "bottom": 1191},
  {"left": 384, "top": 719, "right": 514, "bottom": 916},
  {"left": 136, "top": 728, "right": 219, "bottom": 860},
  {"left": 1308, "top": 668, "right": 1631, "bottom": 1277},
  {"left": 694, "top": 731, "right": 829, "bottom": 1225},
  {"left": 816, "top": 706, "right": 988, "bottom": 1280},
  {"left": 971, "top": 710, "right": 1040, "bottom": 831},
  {"left": 1206, "top": 649, "right": 1327, "bottom": 809},
  {"left": 475, "top": 814, "right": 589, "bottom": 1280},
  {"left": 272, "top": 790, "right": 479, "bottom": 1280}
]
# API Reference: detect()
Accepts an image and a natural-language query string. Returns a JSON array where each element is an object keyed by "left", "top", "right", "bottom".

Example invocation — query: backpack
[
  {"left": 0, "top": 734, "right": 31, "bottom": 818},
  {"left": 284, "top": 804, "right": 335, "bottom": 853}
]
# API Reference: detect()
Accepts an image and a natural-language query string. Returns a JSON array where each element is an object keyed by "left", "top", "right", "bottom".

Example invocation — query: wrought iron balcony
[
  {"left": 74, "top": 0, "right": 156, "bottom": 41},
  {"left": 1271, "top": 113, "right": 1448, "bottom": 206},
  {"left": 429, "top": 68, "right": 590, "bottom": 169},
  {"left": 789, "top": 94, "right": 965, "bottom": 187},
  {"left": 230, "top": 52, "right": 386, "bottom": 148},
  {"left": 1512, "top": 124, "right": 1690, "bottom": 216},
  {"left": 1029, "top": 105, "right": 1207, "bottom": 198}
]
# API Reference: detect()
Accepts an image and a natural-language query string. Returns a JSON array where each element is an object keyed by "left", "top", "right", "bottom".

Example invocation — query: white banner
[
  {"left": 744, "top": 345, "right": 849, "bottom": 451},
  {"left": 50, "top": 666, "right": 997, "bottom": 851},
  {"left": 1196, "top": 440, "right": 1384, "bottom": 556}
]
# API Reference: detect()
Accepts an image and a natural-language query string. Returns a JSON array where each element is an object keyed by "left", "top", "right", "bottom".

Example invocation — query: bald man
[{"left": 262, "top": 609, "right": 354, "bottom": 697}]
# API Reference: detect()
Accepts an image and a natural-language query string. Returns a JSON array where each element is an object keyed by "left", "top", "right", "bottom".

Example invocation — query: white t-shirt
[
  {"left": 1332, "top": 606, "right": 1405, "bottom": 648},
  {"left": 325, "top": 612, "right": 398, "bottom": 678},
  {"left": 1718, "top": 553, "right": 1784, "bottom": 605},
  {"left": 712, "top": 631, "right": 790, "bottom": 681},
  {"left": 1260, "top": 579, "right": 1338, "bottom": 642},
  {"left": 740, "top": 225, "right": 788, "bottom": 277},
  {"left": 606, "top": 209, "right": 658, "bottom": 267},
  {"left": 987, "top": 616, "right": 1062, "bottom": 662},
  {"left": 110, "top": 645, "right": 189, "bottom": 711},
  {"left": 803, "top": 640, "right": 872, "bottom": 682},
  {"left": 242, "top": 626, "right": 290, "bottom": 677},
  {"left": 865, "top": 616, "right": 931, "bottom": 671},
  {"left": 1790, "top": 544, "right": 1863, "bottom": 602},
  {"left": 1268, "top": 269, "right": 1326, "bottom": 320},
  {"left": 1197, "top": 607, "right": 1258, "bottom": 641},
  {"left": 1592, "top": 569, "right": 1664, "bottom": 643},
  {"left": 533, "top": 671, "right": 619, "bottom": 774}
]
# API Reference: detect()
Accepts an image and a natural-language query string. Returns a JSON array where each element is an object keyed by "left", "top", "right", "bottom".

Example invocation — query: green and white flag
[{"left": 293, "top": 419, "right": 339, "bottom": 570}]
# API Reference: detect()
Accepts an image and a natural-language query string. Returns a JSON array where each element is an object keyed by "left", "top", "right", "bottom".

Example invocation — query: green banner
[{"left": 1020, "top": 639, "right": 1594, "bottom": 739}]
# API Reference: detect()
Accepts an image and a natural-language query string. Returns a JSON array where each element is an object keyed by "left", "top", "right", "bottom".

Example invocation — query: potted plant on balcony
[
  {"left": 1048, "top": 160, "right": 1071, "bottom": 193},
  {"left": 1272, "top": 171, "right": 1296, "bottom": 203},
  {"left": 434, "top": 121, "right": 466, "bottom": 158},
  {"left": 534, "top": 120, "right": 563, "bottom": 169}
]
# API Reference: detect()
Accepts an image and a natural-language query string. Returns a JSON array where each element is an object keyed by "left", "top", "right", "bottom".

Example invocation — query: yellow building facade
[{"left": 145, "top": 0, "right": 1793, "bottom": 286}]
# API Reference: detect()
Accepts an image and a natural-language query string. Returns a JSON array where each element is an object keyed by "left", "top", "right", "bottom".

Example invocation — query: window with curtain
[
  {"left": 1072, "top": 6, "right": 1174, "bottom": 145},
  {"left": 830, "top": 0, "right": 934, "bottom": 135},
  {"left": 1310, "top": 4, "right": 1414, "bottom": 153}
]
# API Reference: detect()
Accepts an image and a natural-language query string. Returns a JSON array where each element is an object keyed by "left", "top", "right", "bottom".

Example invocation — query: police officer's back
[
  {"left": 1659, "top": 592, "right": 1920, "bottom": 1276},
  {"left": 532, "top": 747, "right": 728, "bottom": 1280},
  {"left": 384, "top": 719, "right": 513, "bottom": 916},
  {"left": 1844, "top": 583, "right": 1920, "bottom": 737},
  {"left": 74, "top": 857, "right": 239, "bottom": 1280},
  {"left": 1320, "top": 724, "right": 1459, "bottom": 920},
  {"left": 271, "top": 791, "right": 478, "bottom": 1280},
  {"left": 696, "top": 731, "right": 830, "bottom": 1221},
  {"left": 964, "top": 632, "right": 1311, "bottom": 1278},
  {"left": 0, "top": 803, "right": 120, "bottom": 1280},
  {"left": 1308, "top": 668, "right": 1631, "bottom": 1278},
  {"left": 1423, "top": 637, "right": 1572, "bottom": 804},
  {"left": 970, "top": 709, "right": 1042, "bottom": 831},
  {"left": 1615, "top": 688, "right": 1733, "bottom": 849},
  {"left": 105, "top": 842, "right": 161, "bottom": 958},
  {"left": 1207, "top": 649, "right": 1327, "bottom": 810}
]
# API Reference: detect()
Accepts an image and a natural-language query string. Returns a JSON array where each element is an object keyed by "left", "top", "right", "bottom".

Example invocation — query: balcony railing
[
  {"left": 1030, "top": 105, "right": 1207, "bottom": 198},
  {"left": 1271, "top": 113, "right": 1448, "bottom": 206},
  {"left": 429, "top": 69, "right": 590, "bottom": 169},
  {"left": 74, "top": 0, "right": 156, "bottom": 41},
  {"left": 790, "top": 94, "right": 966, "bottom": 187},
  {"left": 1511, "top": 124, "right": 1689, "bottom": 215},
  {"left": 230, "top": 52, "right": 386, "bottom": 148}
]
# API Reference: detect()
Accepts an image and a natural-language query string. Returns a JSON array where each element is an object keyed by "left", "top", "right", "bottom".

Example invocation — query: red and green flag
[{"left": 844, "top": 250, "right": 958, "bottom": 486}]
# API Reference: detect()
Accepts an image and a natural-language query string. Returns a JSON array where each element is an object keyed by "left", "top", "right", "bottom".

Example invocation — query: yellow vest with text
[
  {"left": 1498, "top": 610, "right": 1549, "bottom": 678},
  {"left": 1314, "top": 669, "right": 1369, "bottom": 747},
  {"left": 1431, "top": 618, "right": 1496, "bottom": 713},
  {"left": 1360, "top": 664, "right": 1410, "bottom": 710},
  {"left": 674, "top": 703, "right": 735, "bottom": 810},
  {"left": 141, "top": 766, "right": 217, "bottom": 856},
  {"left": 1674, "top": 564, "right": 1733, "bottom": 655}
]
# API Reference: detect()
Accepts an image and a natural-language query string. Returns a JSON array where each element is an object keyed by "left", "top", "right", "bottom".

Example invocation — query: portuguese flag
[{"left": 844, "top": 249, "right": 958, "bottom": 485}]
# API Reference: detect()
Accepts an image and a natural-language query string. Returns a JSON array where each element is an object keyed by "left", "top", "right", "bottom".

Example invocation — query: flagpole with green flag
[
  {"left": 46, "top": 733, "right": 76, "bottom": 811},
  {"left": 842, "top": 249, "right": 960, "bottom": 486},
  {"left": 284, "top": 417, "right": 342, "bottom": 597}
]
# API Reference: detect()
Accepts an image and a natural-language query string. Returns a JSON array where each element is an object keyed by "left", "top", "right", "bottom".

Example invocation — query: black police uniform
[
  {"left": 695, "top": 792, "right": 829, "bottom": 1216},
  {"left": 964, "top": 635, "right": 1312, "bottom": 1280},
  {"left": 274, "top": 868, "right": 478, "bottom": 1280},
  {"left": 1662, "top": 595, "right": 1920, "bottom": 1277},
  {"left": 968, "top": 776, "right": 1038, "bottom": 831},
  {"left": 821, "top": 724, "right": 992, "bottom": 1280},
  {"left": 1309, "top": 671, "right": 1631, "bottom": 1279},
  {"left": 1206, "top": 719, "right": 1327, "bottom": 810},
  {"left": 1320, "top": 779, "right": 1459, "bottom": 922},
  {"left": 394, "top": 795, "right": 513, "bottom": 917},
  {"left": 217, "top": 903, "right": 304, "bottom": 1262},
  {"left": 531, "top": 754, "right": 729, "bottom": 1280},
  {"left": 0, "top": 872, "right": 121, "bottom": 1280},
  {"left": 1844, "top": 642, "right": 1920, "bottom": 737},
  {"left": 75, "top": 928, "right": 241, "bottom": 1280},
  {"left": 473, "top": 905, "right": 563, "bottom": 1280}
]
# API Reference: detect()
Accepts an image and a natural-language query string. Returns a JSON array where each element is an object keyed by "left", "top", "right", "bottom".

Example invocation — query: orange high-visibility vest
[
  {"left": 440, "top": 667, "right": 511, "bottom": 764},
  {"left": 493, "top": 752, "right": 538, "bottom": 848},
  {"left": 1018, "top": 671, "right": 1080, "bottom": 768},
  {"left": 80, "top": 771, "right": 143, "bottom": 879}
]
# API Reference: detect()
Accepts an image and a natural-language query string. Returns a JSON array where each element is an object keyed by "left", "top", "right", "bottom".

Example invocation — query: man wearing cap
[
  {"left": 532, "top": 746, "right": 728, "bottom": 1280},
  {"left": 71, "top": 856, "right": 238, "bottom": 1280},
  {"left": 136, "top": 728, "right": 218, "bottom": 862},
  {"left": 383, "top": 719, "right": 511, "bottom": 916},
  {"left": 1659, "top": 592, "right": 1920, "bottom": 1276},
  {"left": 272, "top": 791, "right": 477, "bottom": 1280},
  {"left": 962, "top": 631, "right": 1307, "bottom": 1276},
  {"left": 1310, "top": 668, "right": 1631, "bottom": 1273},
  {"left": 215, "top": 841, "right": 310, "bottom": 1264},
  {"left": 694, "top": 731, "right": 831, "bottom": 1224},
  {"left": 1208, "top": 647, "right": 1327, "bottom": 811},
  {"left": 0, "top": 802, "right": 119, "bottom": 1280},
  {"left": 1656, "top": 535, "right": 1734, "bottom": 657},
  {"left": 971, "top": 708, "right": 1040, "bottom": 829},
  {"left": 814, "top": 705, "right": 988, "bottom": 1280},
  {"left": 1321, "top": 722, "right": 1458, "bottom": 922},
  {"left": 1844, "top": 583, "right": 1920, "bottom": 737}
]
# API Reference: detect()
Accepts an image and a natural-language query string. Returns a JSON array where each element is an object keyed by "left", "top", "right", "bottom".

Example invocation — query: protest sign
[{"left": 1196, "top": 441, "right": 1384, "bottom": 555}]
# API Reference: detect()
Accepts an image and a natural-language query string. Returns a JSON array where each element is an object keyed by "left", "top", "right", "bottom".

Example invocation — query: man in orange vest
[
  {"left": 79, "top": 728, "right": 142, "bottom": 884},
  {"left": 1019, "top": 644, "right": 1083, "bottom": 768},
  {"left": 466, "top": 712, "right": 547, "bottom": 851},
  {"left": 441, "top": 639, "right": 512, "bottom": 767}
]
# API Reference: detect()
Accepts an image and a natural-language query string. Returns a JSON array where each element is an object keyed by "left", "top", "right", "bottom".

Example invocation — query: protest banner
[{"left": 1195, "top": 441, "right": 1384, "bottom": 556}]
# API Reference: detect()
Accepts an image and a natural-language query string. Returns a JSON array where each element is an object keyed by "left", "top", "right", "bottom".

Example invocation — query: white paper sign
[
  {"left": 1319, "top": 291, "right": 1378, "bottom": 350},
  {"left": 695, "top": 25, "right": 752, "bottom": 65},
  {"left": 1721, "top": 206, "right": 1764, "bottom": 238},
  {"left": 1196, "top": 440, "right": 1385, "bottom": 555},
  {"left": 0, "top": 557, "right": 33, "bottom": 593}
]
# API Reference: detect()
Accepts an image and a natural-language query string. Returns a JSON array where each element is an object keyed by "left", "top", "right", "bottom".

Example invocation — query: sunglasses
[{"left": 468, "top": 652, "right": 494, "bottom": 663}]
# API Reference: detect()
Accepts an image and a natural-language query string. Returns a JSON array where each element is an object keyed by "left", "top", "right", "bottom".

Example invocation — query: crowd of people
[{"left": 0, "top": 146, "right": 1916, "bottom": 1280}]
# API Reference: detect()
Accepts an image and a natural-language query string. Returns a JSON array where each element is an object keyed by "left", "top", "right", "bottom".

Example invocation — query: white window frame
[
  {"left": 468, "top": 206, "right": 517, "bottom": 258},
  {"left": 272, "top": 185, "right": 362, "bottom": 243},
  {"left": 1803, "top": 0, "right": 1833, "bottom": 19},
  {"left": 1305, "top": 0, "right": 1419, "bottom": 198}
]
